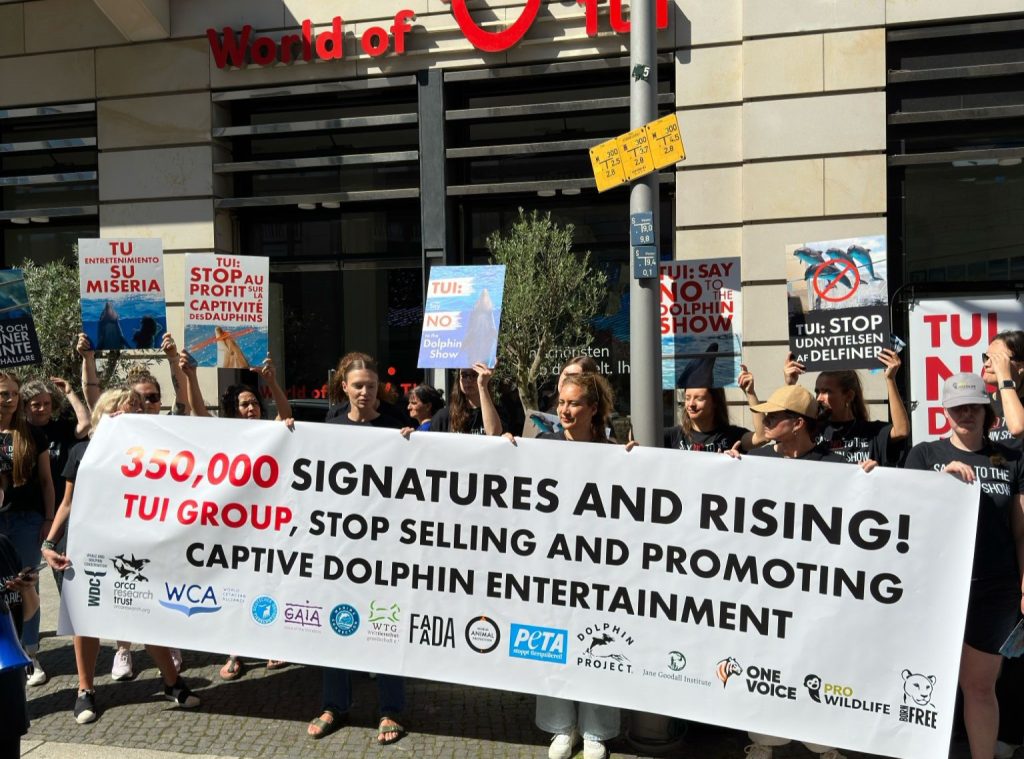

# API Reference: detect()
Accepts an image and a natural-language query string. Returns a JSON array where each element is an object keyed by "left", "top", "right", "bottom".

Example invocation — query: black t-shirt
[
  {"left": 38, "top": 418, "right": 80, "bottom": 502},
  {"left": 538, "top": 431, "right": 610, "bottom": 444},
  {"left": 990, "top": 392, "right": 1023, "bottom": 451},
  {"left": 428, "top": 406, "right": 506, "bottom": 435},
  {"left": 62, "top": 440, "right": 90, "bottom": 484},
  {"left": 1, "top": 426, "right": 49, "bottom": 515},
  {"left": 815, "top": 418, "right": 903, "bottom": 466},
  {"left": 905, "top": 438, "right": 1023, "bottom": 581},
  {"left": 0, "top": 533, "right": 29, "bottom": 738},
  {"left": 663, "top": 424, "right": 749, "bottom": 453},
  {"left": 746, "top": 442, "right": 847, "bottom": 463},
  {"left": 326, "top": 398, "right": 411, "bottom": 427},
  {"left": 326, "top": 413, "right": 405, "bottom": 429}
]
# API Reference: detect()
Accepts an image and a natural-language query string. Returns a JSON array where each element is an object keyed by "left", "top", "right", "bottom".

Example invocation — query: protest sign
[
  {"left": 786, "top": 236, "right": 889, "bottom": 371},
  {"left": 78, "top": 238, "right": 166, "bottom": 351},
  {"left": 0, "top": 269, "right": 42, "bottom": 368},
  {"left": 63, "top": 415, "right": 976, "bottom": 759},
  {"left": 184, "top": 254, "right": 268, "bottom": 368},
  {"left": 659, "top": 258, "right": 741, "bottom": 389},
  {"left": 418, "top": 265, "right": 505, "bottom": 369},
  {"left": 908, "top": 295, "right": 1024, "bottom": 442}
]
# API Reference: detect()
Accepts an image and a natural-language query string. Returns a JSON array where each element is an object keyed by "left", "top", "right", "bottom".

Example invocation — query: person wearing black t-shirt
[
  {"left": 425, "top": 364, "right": 504, "bottom": 436},
  {"left": 1, "top": 530, "right": 39, "bottom": 758},
  {"left": 664, "top": 365, "right": 763, "bottom": 454},
  {"left": 982, "top": 330, "right": 1024, "bottom": 452},
  {"left": 783, "top": 349, "right": 908, "bottom": 466},
  {"left": 905, "top": 373, "right": 1024, "bottom": 759}
]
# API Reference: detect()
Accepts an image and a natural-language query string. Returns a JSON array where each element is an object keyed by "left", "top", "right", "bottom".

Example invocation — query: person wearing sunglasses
[
  {"left": 423, "top": 363, "right": 504, "bottom": 435},
  {"left": 982, "top": 330, "right": 1024, "bottom": 451},
  {"left": 78, "top": 332, "right": 190, "bottom": 415}
]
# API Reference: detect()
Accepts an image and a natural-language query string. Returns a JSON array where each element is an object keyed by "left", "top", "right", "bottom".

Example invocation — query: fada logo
[
  {"left": 367, "top": 601, "right": 400, "bottom": 644},
  {"left": 716, "top": 657, "right": 742, "bottom": 688},
  {"left": 284, "top": 601, "right": 323, "bottom": 631},
  {"left": 84, "top": 552, "right": 107, "bottom": 609},
  {"left": 465, "top": 616, "right": 500, "bottom": 654},
  {"left": 251, "top": 596, "right": 278, "bottom": 625},
  {"left": 409, "top": 613, "right": 455, "bottom": 649},
  {"left": 898, "top": 670, "right": 937, "bottom": 729},
  {"left": 509, "top": 623, "right": 567, "bottom": 664},
  {"left": 803, "top": 673, "right": 891, "bottom": 715},
  {"left": 329, "top": 603, "right": 360, "bottom": 637},
  {"left": 110, "top": 554, "right": 150, "bottom": 582},
  {"left": 159, "top": 583, "right": 221, "bottom": 617},
  {"left": 576, "top": 622, "right": 633, "bottom": 673}
]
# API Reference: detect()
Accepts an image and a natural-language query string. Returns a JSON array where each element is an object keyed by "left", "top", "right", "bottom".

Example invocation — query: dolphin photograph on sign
[{"left": 418, "top": 265, "right": 506, "bottom": 369}]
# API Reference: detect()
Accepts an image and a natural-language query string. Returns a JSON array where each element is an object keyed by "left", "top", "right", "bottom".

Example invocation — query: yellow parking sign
[
  {"left": 645, "top": 113, "right": 685, "bottom": 169},
  {"left": 589, "top": 137, "right": 627, "bottom": 193},
  {"left": 617, "top": 127, "right": 655, "bottom": 181}
]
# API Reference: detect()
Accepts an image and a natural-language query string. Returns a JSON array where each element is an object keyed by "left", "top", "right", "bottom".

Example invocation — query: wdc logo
[
  {"left": 330, "top": 604, "right": 360, "bottom": 637},
  {"left": 251, "top": 596, "right": 278, "bottom": 625}
]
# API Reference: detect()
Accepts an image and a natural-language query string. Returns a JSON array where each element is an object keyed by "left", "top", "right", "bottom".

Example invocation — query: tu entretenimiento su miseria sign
[{"left": 62, "top": 415, "right": 978, "bottom": 759}]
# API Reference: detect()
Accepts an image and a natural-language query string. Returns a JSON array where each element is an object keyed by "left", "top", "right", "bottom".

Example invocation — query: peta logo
[
  {"left": 159, "top": 583, "right": 221, "bottom": 617},
  {"left": 509, "top": 623, "right": 567, "bottom": 664},
  {"left": 716, "top": 656, "right": 742, "bottom": 688}
]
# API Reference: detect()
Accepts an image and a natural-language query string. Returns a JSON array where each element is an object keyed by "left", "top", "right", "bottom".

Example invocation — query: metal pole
[{"left": 628, "top": 0, "right": 661, "bottom": 446}]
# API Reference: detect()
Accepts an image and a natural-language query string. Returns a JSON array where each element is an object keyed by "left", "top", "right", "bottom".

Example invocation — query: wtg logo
[
  {"left": 330, "top": 604, "right": 360, "bottom": 637},
  {"left": 159, "top": 583, "right": 221, "bottom": 617},
  {"left": 251, "top": 596, "right": 278, "bottom": 625},
  {"left": 509, "top": 623, "right": 567, "bottom": 664}
]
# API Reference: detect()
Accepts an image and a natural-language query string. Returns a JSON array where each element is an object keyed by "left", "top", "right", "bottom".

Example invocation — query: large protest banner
[
  {"left": 184, "top": 254, "right": 268, "bottom": 368},
  {"left": 418, "top": 265, "right": 505, "bottom": 369},
  {"left": 908, "top": 295, "right": 1024, "bottom": 442},
  {"left": 78, "top": 238, "right": 166, "bottom": 351},
  {"left": 786, "top": 235, "right": 890, "bottom": 371},
  {"left": 659, "top": 258, "right": 741, "bottom": 389},
  {"left": 0, "top": 269, "right": 42, "bottom": 367},
  {"left": 63, "top": 416, "right": 975, "bottom": 758}
]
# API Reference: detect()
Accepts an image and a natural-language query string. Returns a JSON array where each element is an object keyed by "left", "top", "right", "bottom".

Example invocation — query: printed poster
[
  {"left": 418, "top": 265, "right": 506, "bottom": 369},
  {"left": 907, "top": 296, "right": 1024, "bottom": 442},
  {"left": 786, "top": 235, "right": 890, "bottom": 371},
  {"left": 0, "top": 269, "right": 42, "bottom": 368},
  {"left": 659, "top": 258, "right": 741, "bottom": 389},
  {"left": 78, "top": 238, "right": 166, "bottom": 351},
  {"left": 184, "top": 254, "right": 268, "bottom": 368},
  {"left": 63, "top": 414, "right": 978, "bottom": 759}
]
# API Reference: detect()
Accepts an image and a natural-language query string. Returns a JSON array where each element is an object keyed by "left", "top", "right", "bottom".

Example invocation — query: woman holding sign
[
  {"left": 983, "top": 330, "right": 1024, "bottom": 450},
  {"left": 426, "top": 364, "right": 504, "bottom": 435},
  {"left": 905, "top": 373, "right": 1024, "bottom": 759},
  {"left": 664, "top": 365, "right": 762, "bottom": 453}
]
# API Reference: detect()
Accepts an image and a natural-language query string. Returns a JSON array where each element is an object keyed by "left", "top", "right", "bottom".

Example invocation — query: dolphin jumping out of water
[
  {"left": 793, "top": 247, "right": 824, "bottom": 267},
  {"left": 96, "top": 301, "right": 130, "bottom": 350},
  {"left": 676, "top": 342, "right": 719, "bottom": 389},
  {"left": 847, "top": 245, "right": 883, "bottom": 280}
]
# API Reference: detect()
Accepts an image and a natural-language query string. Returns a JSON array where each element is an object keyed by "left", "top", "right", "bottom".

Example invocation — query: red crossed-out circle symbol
[
  {"left": 450, "top": 0, "right": 542, "bottom": 52},
  {"left": 812, "top": 259, "right": 860, "bottom": 303}
]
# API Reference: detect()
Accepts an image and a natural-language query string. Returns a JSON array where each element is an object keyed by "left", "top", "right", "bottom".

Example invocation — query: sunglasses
[
  {"left": 982, "top": 352, "right": 1021, "bottom": 363},
  {"left": 142, "top": 393, "right": 161, "bottom": 404},
  {"left": 459, "top": 371, "right": 478, "bottom": 379},
  {"left": 763, "top": 411, "right": 799, "bottom": 429}
]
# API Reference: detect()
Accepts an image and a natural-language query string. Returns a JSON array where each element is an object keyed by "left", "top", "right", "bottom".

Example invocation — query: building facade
[{"left": 1, "top": 0, "right": 1021, "bottom": 417}]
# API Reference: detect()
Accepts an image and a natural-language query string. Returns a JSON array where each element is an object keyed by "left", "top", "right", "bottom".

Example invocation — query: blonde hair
[
  {"left": 90, "top": 388, "right": 141, "bottom": 436},
  {"left": 560, "top": 371, "right": 614, "bottom": 443},
  {"left": 0, "top": 372, "right": 35, "bottom": 486}
]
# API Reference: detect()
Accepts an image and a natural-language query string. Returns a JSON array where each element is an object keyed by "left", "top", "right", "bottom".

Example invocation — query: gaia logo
[
  {"left": 330, "top": 603, "right": 360, "bottom": 637},
  {"left": 251, "top": 596, "right": 278, "bottom": 625}
]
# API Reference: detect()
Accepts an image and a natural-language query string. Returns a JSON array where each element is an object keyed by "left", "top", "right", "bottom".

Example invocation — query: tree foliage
[{"left": 489, "top": 209, "right": 607, "bottom": 411}]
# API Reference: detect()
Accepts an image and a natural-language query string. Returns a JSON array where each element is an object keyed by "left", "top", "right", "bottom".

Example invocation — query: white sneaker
[
  {"left": 548, "top": 729, "right": 580, "bottom": 759},
  {"left": 583, "top": 738, "right": 608, "bottom": 759},
  {"left": 744, "top": 745, "right": 774, "bottom": 759},
  {"left": 996, "top": 742, "right": 1020, "bottom": 759},
  {"left": 170, "top": 648, "right": 183, "bottom": 673},
  {"left": 26, "top": 656, "right": 48, "bottom": 687},
  {"left": 817, "top": 751, "right": 847, "bottom": 759},
  {"left": 111, "top": 647, "right": 133, "bottom": 680}
]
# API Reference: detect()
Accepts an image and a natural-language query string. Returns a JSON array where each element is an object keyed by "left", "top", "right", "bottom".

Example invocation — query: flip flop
[
  {"left": 219, "top": 656, "right": 243, "bottom": 681},
  {"left": 377, "top": 716, "right": 405, "bottom": 745},
  {"left": 266, "top": 659, "right": 288, "bottom": 670},
  {"left": 308, "top": 709, "right": 342, "bottom": 740}
]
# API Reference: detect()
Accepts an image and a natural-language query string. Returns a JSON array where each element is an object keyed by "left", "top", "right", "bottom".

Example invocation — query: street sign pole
[{"left": 628, "top": 0, "right": 661, "bottom": 446}]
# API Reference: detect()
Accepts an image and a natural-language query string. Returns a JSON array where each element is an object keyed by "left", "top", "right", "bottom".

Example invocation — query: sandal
[
  {"left": 266, "top": 659, "right": 287, "bottom": 670},
  {"left": 308, "top": 708, "right": 342, "bottom": 739},
  {"left": 219, "top": 656, "right": 243, "bottom": 681},
  {"left": 377, "top": 716, "right": 405, "bottom": 745}
]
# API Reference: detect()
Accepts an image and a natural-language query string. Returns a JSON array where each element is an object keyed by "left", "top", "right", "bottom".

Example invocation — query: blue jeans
[
  {"left": 322, "top": 668, "right": 405, "bottom": 716},
  {"left": 0, "top": 511, "right": 42, "bottom": 653}
]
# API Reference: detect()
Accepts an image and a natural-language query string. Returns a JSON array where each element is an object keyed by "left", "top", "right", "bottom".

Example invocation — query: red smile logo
[{"left": 450, "top": 0, "right": 541, "bottom": 52}]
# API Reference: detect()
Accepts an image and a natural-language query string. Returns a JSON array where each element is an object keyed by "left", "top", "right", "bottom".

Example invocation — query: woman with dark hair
[
  {"left": 406, "top": 384, "right": 444, "bottom": 431},
  {"left": 665, "top": 365, "right": 762, "bottom": 453},
  {"left": 905, "top": 373, "right": 1024, "bottom": 759},
  {"left": 783, "top": 348, "right": 908, "bottom": 465},
  {"left": 982, "top": 329, "right": 1024, "bottom": 450},
  {"left": 426, "top": 363, "right": 503, "bottom": 435}
]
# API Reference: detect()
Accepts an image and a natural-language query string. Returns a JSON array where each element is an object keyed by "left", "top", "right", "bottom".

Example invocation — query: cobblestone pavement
[{"left": 24, "top": 574, "right": 975, "bottom": 759}]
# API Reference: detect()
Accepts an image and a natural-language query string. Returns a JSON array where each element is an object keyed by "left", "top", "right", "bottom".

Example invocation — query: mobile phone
[{"left": 16, "top": 562, "right": 46, "bottom": 580}]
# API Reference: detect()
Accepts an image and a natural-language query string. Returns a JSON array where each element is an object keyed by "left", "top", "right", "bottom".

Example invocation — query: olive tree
[{"left": 489, "top": 209, "right": 607, "bottom": 411}]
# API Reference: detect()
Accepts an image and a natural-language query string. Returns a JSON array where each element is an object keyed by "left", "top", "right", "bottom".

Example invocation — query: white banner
[
  {"left": 62, "top": 416, "right": 978, "bottom": 759},
  {"left": 908, "top": 296, "right": 1024, "bottom": 442}
]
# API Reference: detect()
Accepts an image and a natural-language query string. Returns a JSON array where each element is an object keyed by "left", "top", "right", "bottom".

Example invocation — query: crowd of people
[{"left": 1, "top": 328, "right": 1022, "bottom": 759}]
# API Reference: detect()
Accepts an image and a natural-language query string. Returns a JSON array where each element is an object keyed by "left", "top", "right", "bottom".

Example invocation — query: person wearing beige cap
[{"left": 905, "top": 372, "right": 1024, "bottom": 759}]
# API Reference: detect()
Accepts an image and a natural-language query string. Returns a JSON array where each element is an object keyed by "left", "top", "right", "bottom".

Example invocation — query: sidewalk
[{"left": 22, "top": 571, "right": 966, "bottom": 759}]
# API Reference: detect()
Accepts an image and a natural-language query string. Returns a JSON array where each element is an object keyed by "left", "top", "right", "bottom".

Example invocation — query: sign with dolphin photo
[
  {"left": 0, "top": 268, "right": 42, "bottom": 368},
  {"left": 418, "top": 265, "right": 506, "bottom": 369},
  {"left": 659, "top": 258, "right": 741, "bottom": 389},
  {"left": 78, "top": 238, "right": 167, "bottom": 352},
  {"left": 785, "top": 235, "right": 890, "bottom": 372}
]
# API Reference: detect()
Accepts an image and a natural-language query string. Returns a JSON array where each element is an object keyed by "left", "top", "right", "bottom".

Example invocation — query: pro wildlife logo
[
  {"left": 716, "top": 657, "right": 742, "bottom": 688},
  {"left": 111, "top": 554, "right": 150, "bottom": 582}
]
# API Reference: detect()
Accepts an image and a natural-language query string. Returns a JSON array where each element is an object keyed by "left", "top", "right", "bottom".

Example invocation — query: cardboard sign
[
  {"left": 0, "top": 269, "right": 42, "bottom": 368},
  {"left": 184, "top": 254, "right": 269, "bottom": 368},
  {"left": 418, "top": 265, "right": 506, "bottom": 369},
  {"left": 78, "top": 238, "right": 166, "bottom": 352}
]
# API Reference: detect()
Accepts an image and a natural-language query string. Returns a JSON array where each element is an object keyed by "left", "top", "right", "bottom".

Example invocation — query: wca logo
[
  {"left": 509, "top": 623, "right": 567, "bottom": 664},
  {"left": 159, "top": 583, "right": 222, "bottom": 617}
]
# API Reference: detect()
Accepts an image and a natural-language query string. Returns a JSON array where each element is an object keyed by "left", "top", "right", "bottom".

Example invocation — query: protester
[
  {"left": 982, "top": 330, "right": 1024, "bottom": 450},
  {"left": 79, "top": 332, "right": 189, "bottom": 413},
  {"left": 1, "top": 529, "right": 38, "bottom": 757},
  {"left": 783, "top": 348, "right": 908, "bottom": 465},
  {"left": 406, "top": 384, "right": 445, "bottom": 431},
  {"left": 328, "top": 354, "right": 406, "bottom": 431},
  {"left": 0, "top": 372, "right": 54, "bottom": 689},
  {"left": 905, "top": 373, "right": 1024, "bottom": 759},
  {"left": 40, "top": 388, "right": 201, "bottom": 724},
  {"left": 180, "top": 354, "right": 290, "bottom": 679},
  {"left": 532, "top": 371, "right": 619, "bottom": 759},
  {"left": 426, "top": 364, "right": 503, "bottom": 435},
  {"left": 664, "top": 364, "right": 762, "bottom": 453},
  {"left": 325, "top": 353, "right": 410, "bottom": 427}
]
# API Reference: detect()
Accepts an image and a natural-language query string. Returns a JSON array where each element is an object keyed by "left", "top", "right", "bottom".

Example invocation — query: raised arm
[
  {"left": 77, "top": 333, "right": 100, "bottom": 409},
  {"left": 474, "top": 363, "right": 503, "bottom": 436},
  {"left": 990, "top": 346, "right": 1024, "bottom": 438},
  {"left": 259, "top": 355, "right": 291, "bottom": 421},
  {"left": 737, "top": 363, "right": 765, "bottom": 449},
  {"left": 179, "top": 353, "right": 211, "bottom": 417},
  {"left": 161, "top": 333, "right": 191, "bottom": 415},
  {"left": 51, "top": 377, "right": 90, "bottom": 438},
  {"left": 879, "top": 349, "right": 910, "bottom": 441}
]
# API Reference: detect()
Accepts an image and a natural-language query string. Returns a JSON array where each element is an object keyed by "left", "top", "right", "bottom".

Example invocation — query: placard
[
  {"left": 418, "top": 265, "right": 506, "bottom": 369},
  {"left": 0, "top": 269, "right": 42, "bottom": 368},
  {"left": 184, "top": 254, "right": 268, "bottom": 368}
]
